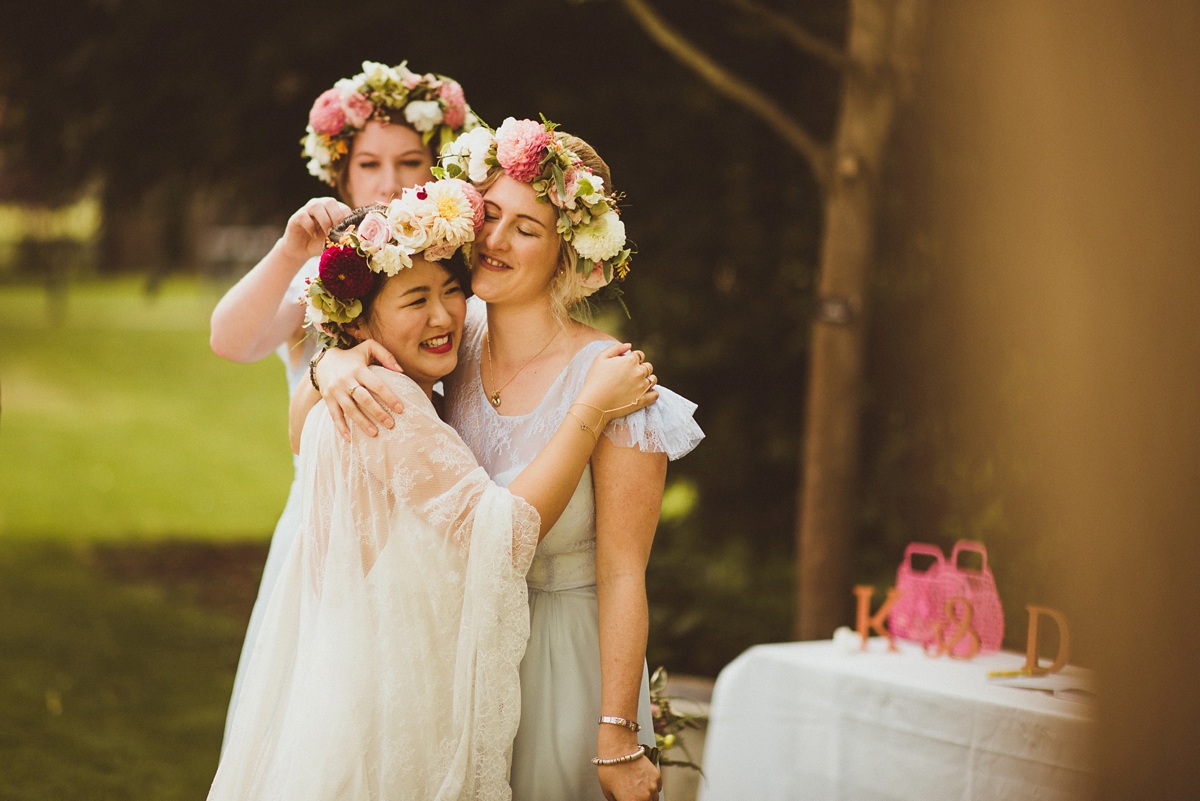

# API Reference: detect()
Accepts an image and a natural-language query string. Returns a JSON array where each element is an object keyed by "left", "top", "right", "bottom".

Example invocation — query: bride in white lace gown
[
  {"left": 210, "top": 195, "right": 658, "bottom": 800},
  {"left": 315, "top": 121, "right": 703, "bottom": 801},
  {"left": 206, "top": 62, "right": 482, "bottom": 751}
]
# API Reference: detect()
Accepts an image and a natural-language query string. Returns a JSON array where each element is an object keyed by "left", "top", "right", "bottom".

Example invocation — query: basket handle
[
  {"left": 903, "top": 543, "right": 946, "bottom": 571},
  {"left": 950, "top": 540, "right": 989, "bottom": 572}
]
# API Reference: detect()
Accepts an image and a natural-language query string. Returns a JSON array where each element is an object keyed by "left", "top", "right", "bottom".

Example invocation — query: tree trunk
[{"left": 795, "top": 0, "right": 927, "bottom": 640}]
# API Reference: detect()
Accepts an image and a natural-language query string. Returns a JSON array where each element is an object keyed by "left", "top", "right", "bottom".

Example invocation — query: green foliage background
[{"left": 0, "top": 0, "right": 1064, "bottom": 686}]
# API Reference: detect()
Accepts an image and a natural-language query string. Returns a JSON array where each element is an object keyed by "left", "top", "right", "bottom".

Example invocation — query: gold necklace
[{"left": 485, "top": 328, "right": 560, "bottom": 408}]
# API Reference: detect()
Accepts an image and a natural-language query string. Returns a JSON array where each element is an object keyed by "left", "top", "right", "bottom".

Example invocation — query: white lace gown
[
  {"left": 445, "top": 297, "right": 705, "bottom": 801},
  {"left": 209, "top": 370, "right": 540, "bottom": 801},
  {"left": 222, "top": 257, "right": 319, "bottom": 749}
]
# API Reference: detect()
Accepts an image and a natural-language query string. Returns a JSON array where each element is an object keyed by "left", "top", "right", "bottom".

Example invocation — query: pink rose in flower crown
[
  {"left": 309, "top": 89, "right": 347, "bottom": 136},
  {"left": 339, "top": 90, "right": 374, "bottom": 129},
  {"left": 496, "top": 118, "right": 552, "bottom": 183},
  {"left": 580, "top": 260, "right": 610, "bottom": 291},
  {"left": 356, "top": 212, "right": 391, "bottom": 254},
  {"left": 439, "top": 81, "right": 467, "bottom": 129},
  {"left": 422, "top": 241, "right": 459, "bottom": 262},
  {"left": 547, "top": 167, "right": 581, "bottom": 209}
]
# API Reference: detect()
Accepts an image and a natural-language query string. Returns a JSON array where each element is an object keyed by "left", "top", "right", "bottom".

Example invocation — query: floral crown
[
  {"left": 436, "top": 116, "right": 633, "bottom": 295},
  {"left": 303, "top": 61, "right": 484, "bottom": 185},
  {"left": 302, "top": 178, "right": 485, "bottom": 348}
]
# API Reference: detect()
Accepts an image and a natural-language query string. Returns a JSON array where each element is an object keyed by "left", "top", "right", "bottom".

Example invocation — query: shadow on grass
[{"left": 0, "top": 538, "right": 267, "bottom": 801}]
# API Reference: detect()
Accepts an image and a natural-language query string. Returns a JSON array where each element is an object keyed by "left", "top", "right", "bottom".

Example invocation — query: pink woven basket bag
[
  {"left": 890, "top": 543, "right": 947, "bottom": 644},
  {"left": 937, "top": 540, "right": 1005, "bottom": 655}
]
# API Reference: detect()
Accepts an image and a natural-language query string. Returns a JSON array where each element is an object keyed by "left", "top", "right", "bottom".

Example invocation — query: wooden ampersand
[
  {"left": 1023, "top": 605, "right": 1071, "bottom": 676},
  {"left": 853, "top": 585, "right": 903, "bottom": 651},
  {"left": 924, "top": 596, "right": 981, "bottom": 660}
]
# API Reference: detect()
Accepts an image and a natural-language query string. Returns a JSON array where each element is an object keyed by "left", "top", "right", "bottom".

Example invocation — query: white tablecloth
[{"left": 698, "top": 639, "right": 1093, "bottom": 801}]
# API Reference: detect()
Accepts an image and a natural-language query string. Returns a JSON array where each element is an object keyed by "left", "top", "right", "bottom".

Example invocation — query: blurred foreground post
[
  {"left": 616, "top": 0, "right": 929, "bottom": 642},
  {"left": 922, "top": 1, "right": 1200, "bottom": 795}
]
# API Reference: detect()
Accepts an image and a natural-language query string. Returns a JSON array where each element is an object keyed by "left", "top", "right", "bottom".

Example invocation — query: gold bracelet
[
  {"left": 567, "top": 410, "right": 600, "bottom": 443},
  {"left": 574, "top": 399, "right": 639, "bottom": 428},
  {"left": 591, "top": 745, "right": 646, "bottom": 767},
  {"left": 599, "top": 715, "right": 641, "bottom": 732}
]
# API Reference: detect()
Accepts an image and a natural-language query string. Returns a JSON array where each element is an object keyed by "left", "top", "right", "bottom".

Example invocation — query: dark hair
[{"left": 329, "top": 205, "right": 473, "bottom": 346}]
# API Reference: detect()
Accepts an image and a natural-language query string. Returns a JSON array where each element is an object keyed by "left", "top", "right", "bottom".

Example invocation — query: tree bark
[{"left": 795, "top": 0, "right": 927, "bottom": 640}]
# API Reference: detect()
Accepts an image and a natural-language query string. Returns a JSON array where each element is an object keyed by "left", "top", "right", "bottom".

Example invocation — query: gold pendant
[{"left": 490, "top": 392, "right": 502, "bottom": 408}]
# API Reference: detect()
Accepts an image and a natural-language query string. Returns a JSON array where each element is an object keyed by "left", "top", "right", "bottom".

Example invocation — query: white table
[{"left": 698, "top": 639, "right": 1093, "bottom": 801}]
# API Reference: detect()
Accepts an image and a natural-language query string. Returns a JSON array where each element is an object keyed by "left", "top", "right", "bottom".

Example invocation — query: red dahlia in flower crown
[
  {"left": 318, "top": 246, "right": 374, "bottom": 300},
  {"left": 435, "top": 116, "right": 633, "bottom": 298},
  {"left": 302, "top": 61, "right": 484, "bottom": 185},
  {"left": 302, "top": 179, "right": 484, "bottom": 349}
]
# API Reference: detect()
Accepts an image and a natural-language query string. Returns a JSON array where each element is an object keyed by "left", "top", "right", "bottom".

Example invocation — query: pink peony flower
[
  {"left": 495, "top": 118, "right": 551, "bottom": 183},
  {"left": 309, "top": 89, "right": 347, "bottom": 136},
  {"left": 340, "top": 90, "right": 374, "bottom": 129},
  {"left": 439, "top": 81, "right": 467, "bottom": 129},
  {"left": 356, "top": 212, "right": 391, "bottom": 253},
  {"left": 319, "top": 246, "right": 375, "bottom": 299}
]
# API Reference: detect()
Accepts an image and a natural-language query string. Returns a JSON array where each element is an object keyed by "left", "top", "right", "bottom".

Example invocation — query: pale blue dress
[
  {"left": 445, "top": 297, "right": 704, "bottom": 800},
  {"left": 220, "top": 257, "right": 319, "bottom": 750}
]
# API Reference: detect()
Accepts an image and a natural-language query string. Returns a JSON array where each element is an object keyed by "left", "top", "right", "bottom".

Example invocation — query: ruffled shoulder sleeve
[{"left": 602, "top": 383, "right": 704, "bottom": 461}]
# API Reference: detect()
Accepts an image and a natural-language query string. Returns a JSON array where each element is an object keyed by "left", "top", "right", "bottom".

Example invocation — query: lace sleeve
[
  {"left": 601, "top": 383, "right": 705, "bottom": 460},
  {"left": 343, "top": 367, "right": 539, "bottom": 569}
]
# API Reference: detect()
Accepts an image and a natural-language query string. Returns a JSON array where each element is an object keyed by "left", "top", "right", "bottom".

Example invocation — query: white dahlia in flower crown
[
  {"left": 301, "top": 179, "right": 485, "bottom": 349},
  {"left": 301, "top": 61, "right": 484, "bottom": 185},
  {"left": 435, "top": 115, "right": 634, "bottom": 296}
]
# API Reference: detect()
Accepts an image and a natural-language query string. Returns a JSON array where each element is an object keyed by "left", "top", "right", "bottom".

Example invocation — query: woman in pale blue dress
[
  {"left": 315, "top": 120, "right": 703, "bottom": 801},
  {"left": 206, "top": 62, "right": 480, "bottom": 749}
]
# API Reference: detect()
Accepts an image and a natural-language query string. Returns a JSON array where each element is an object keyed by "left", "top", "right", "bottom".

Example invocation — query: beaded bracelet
[
  {"left": 591, "top": 745, "right": 646, "bottom": 767},
  {"left": 309, "top": 348, "right": 330, "bottom": 392}
]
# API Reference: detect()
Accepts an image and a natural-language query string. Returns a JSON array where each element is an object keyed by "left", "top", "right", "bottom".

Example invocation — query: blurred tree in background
[{"left": 2, "top": 0, "right": 1060, "bottom": 676}]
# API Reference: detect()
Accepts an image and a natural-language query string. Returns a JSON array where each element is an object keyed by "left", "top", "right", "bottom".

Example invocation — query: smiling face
[
  {"left": 353, "top": 257, "right": 467, "bottom": 395},
  {"left": 342, "top": 120, "right": 435, "bottom": 206},
  {"left": 470, "top": 174, "right": 563, "bottom": 307}
]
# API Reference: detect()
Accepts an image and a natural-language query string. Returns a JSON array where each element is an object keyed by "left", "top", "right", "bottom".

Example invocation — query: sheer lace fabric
[
  {"left": 209, "top": 370, "right": 539, "bottom": 801},
  {"left": 222, "top": 254, "right": 321, "bottom": 753}
]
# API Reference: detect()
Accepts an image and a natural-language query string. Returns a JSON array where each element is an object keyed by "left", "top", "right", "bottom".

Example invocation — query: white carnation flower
[
  {"left": 572, "top": 209, "right": 626, "bottom": 263},
  {"left": 404, "top": 100, "right": 444, "bottom": 133},
  {"left": 371, "top": 243, "right": 413, "bottom": 276},
  {"left": 306, "top": 158, "right": 331, "bottom": 183},
  {"left": 304, "top": 300, "right": 330, "bottom": 327},
  {"left": 577, "top": 173, "right": 605, "bottom": 205},
  {"left": 361, "top": 61, "right": 399, "bottom": 89},
  {"left": 459, "top": 126, "right": 496, "bottom": 182}
]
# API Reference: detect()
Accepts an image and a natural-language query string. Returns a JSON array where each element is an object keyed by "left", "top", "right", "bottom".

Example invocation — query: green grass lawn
[
  {"left": 0, "top": 539, "right": 254, "bottom": 800},
  {"left": 0, "top": 278, "right": 299, "bottom": 796},
  {"left": 0, "top": 278, "right": 295, "bottom": 540}
]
